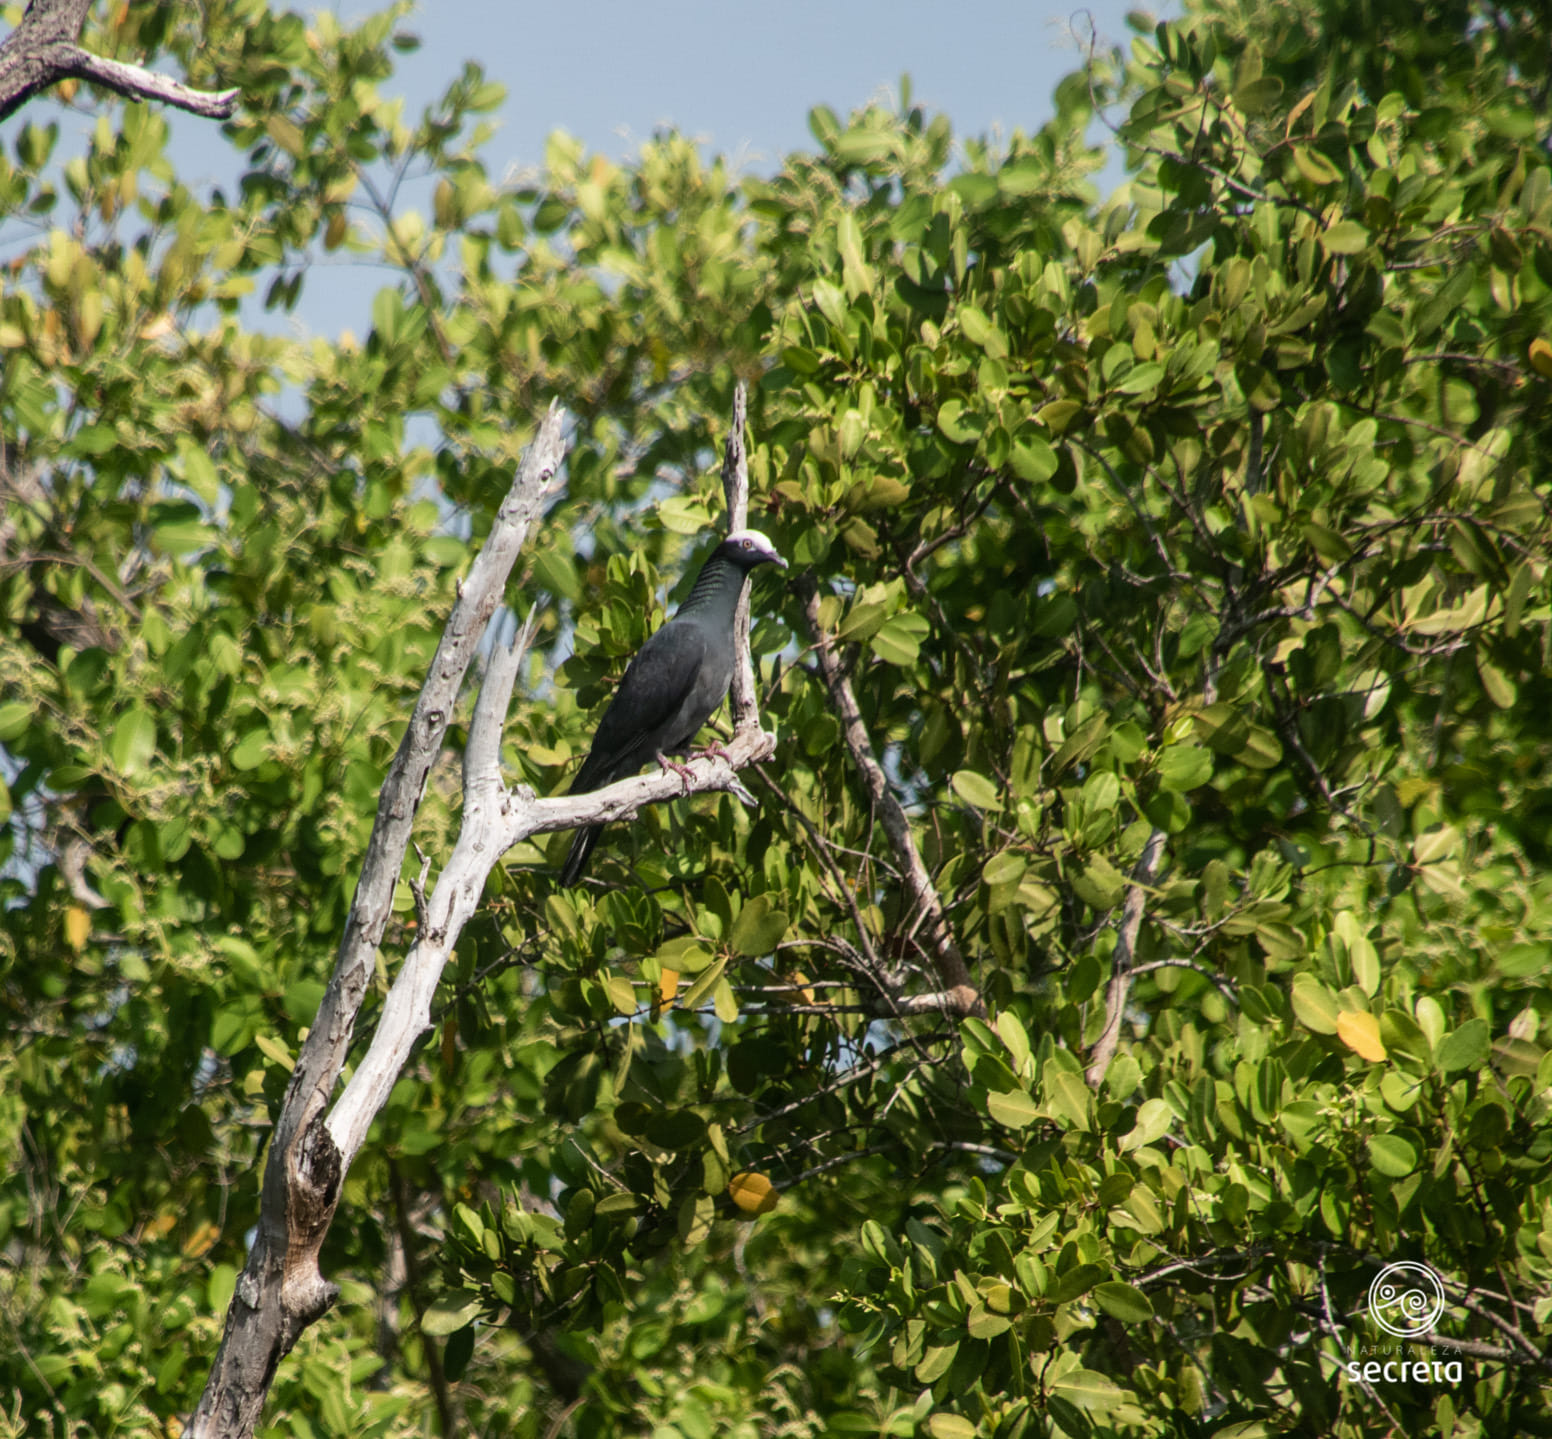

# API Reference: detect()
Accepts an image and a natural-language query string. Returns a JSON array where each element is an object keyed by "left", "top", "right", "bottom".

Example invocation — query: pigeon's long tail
[{"left": 560, "top": 823, "right": 603, "bottom": 886}]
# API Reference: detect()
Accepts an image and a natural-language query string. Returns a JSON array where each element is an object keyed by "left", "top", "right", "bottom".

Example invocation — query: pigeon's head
[{"left": 722, "top": 528, "right": 788, "bottom": 572}]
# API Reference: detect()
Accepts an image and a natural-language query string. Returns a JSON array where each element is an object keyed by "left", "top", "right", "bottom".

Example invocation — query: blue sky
[{"left": 155, "top": 1, "right": 1175, "bottom": 337}]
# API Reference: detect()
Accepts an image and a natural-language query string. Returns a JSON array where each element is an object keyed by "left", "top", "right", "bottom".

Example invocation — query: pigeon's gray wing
[
  {"left": 569, "top": 616, "right": 712, "bottom": 796},
  {"left": 560, "top": 618, "right": 713, "bottom": 886}
]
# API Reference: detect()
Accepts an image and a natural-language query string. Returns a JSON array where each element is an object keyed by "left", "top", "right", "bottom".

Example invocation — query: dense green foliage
[{"left": 2, "top": 0, "right": 1551, "bottom": 1435}]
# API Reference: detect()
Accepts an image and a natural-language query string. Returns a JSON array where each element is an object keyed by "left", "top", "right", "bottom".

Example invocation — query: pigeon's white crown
[{"left": 725, "top": 528, "right": 782, "bottom": 563}]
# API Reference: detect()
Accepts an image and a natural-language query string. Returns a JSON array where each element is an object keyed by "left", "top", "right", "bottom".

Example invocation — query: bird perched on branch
[{"left": 560, "top": 528, "right": 787, "bottom": 885}]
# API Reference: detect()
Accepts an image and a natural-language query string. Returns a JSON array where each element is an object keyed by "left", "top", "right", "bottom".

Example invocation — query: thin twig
[{"left": 1084, "top": 829, "right": 1167, "bottom": 1089}]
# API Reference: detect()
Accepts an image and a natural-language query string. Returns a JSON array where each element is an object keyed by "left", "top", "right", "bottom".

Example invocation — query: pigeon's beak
[{"left": 771, "top": 552, "right": 789, "bottom": 570}]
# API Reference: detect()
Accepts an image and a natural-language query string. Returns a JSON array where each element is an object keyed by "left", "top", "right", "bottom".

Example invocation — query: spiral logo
[{"left": 1368, "top": 1261, "right": 1445, "bottom": 1338}]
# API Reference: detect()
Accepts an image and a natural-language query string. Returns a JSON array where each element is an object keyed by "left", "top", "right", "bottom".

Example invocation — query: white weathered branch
[
  {"left": 325, "top": 722, "right": 774, "bottom": 1163},
  {"left": 0, "top": 0, "right": 239, "bottom": 122},
  {"left": 191, "top": 408, "right": 569, "bottom": 1439},
  {"left": 465, "top": 604, "right": 540, "bottom": 783},
  {"left": 721, "top": 379, "right": 761, "bottom": 729}
]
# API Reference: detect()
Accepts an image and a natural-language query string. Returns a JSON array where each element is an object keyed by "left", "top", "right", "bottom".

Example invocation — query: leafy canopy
[{"left": 1, "top": 0, "right": 1550, "bottom": 1436}]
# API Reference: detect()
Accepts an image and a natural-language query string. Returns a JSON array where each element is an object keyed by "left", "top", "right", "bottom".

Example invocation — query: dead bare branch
[
  {"left": 0, "top": 0, "right": 239, "bottom": 122},
  {"left": 190, "top": 409, "right": 569, "bottom": 1439}
]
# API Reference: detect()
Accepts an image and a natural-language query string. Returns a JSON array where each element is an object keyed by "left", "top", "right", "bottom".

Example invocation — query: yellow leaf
[
  {"left": 773, "top": 969, "right": 816, "bottom": 1005},
  {"left": 728, "top": 1171, "right": 779, "bottom": 1217},
  {"left": 64, "top": 905, "right": 90, "bottom": 952},
  {"left": 651, "top": 967, "right": 679, "bottom": 1022},
  {"left": 1336, "top": 1010, "right": 1387, "bottom": 1062},
  {"left": 180, "top": 1222, "right": 220, "bottom": 1259},
  {"left": 1529, "top": 337, "right": 1552, "bottom": 378}
]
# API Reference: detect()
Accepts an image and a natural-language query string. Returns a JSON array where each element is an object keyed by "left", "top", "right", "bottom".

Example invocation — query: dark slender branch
[
  {"left": 797, "top": 577, "right": 983, "bottom": 1017},
  {"left": 388, "top": 1163, "right": 459, "bottom": 1437},
  {"left": 751, "top": 768, "right": 886, "bottom": 976},
  {"left": 1084, "top": 828, "right": 1166, "bottom": 1089},
  {"left": 1129, "top": 958, "right": 1238, "bottom": 1005}
]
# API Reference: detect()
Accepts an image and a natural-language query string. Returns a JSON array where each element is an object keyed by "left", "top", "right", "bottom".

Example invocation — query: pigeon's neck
[{"left": 675, "top": 554, "right": 750, "bottom": 624}]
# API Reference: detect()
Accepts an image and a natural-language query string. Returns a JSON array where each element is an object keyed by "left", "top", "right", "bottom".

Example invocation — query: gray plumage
[{"left": 560, "top": 529, "right": 787, "bottom": 885}]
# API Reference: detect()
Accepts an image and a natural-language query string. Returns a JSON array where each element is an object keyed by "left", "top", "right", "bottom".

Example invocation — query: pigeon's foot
[
  {"left": 692, "top": 738, "right": 730, "bottom": 762},
  {"left": 655, "top": 750, "right": 696, "bottom": 794}
]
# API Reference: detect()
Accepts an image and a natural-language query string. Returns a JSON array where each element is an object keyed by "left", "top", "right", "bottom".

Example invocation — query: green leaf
[
  {"left": 1119, "top": 1098, "right": 1173, "bottom": 1152},
  {"left": 967, "top": 1305, "right": 1011, "bottom": 1339},
  {"left": 712, "top": 976, "right": 739, "bottom": 1024},
  {"left": 1192, "top": 705, "right": 1283, "bottom": 769},
  {"left": 1435, "top": 1018, "right": 1490, "bottom": 1073},
  {"left": 1233, "top": 76, "right": 1284, "bottom": 115},
  {"left": 1291, "top": 974, "right": 1339, "bottom": 1035},
  {"left": 1476, "top": 650, "right": 1517, "bottom": 708},
  {"left": 993, "top": 1010, "right": 1030, "bottom": 1069},
  {"left": 1118, "top": 361, "right": 1166, "bottom": 395},
  {"left": 927, "top": 1417, "right": 977, "bottom": 1439},
  {"left": 679, "top": 957, "right": 728, "bottom": 1012},
  {"left": 1050, "top": 714, "right": 1107, "bottom": 773},
  {"left": 812, "top": 277, "right": 848, "bottom": 329},
  {"left": 871, "top": 611, "right": 930, "bottom": 665},
  {"left": 603, "top": 974, "right": 637, "bottom": 1015},
  {"left": 936, "top": 399, "right": 980, "bottom": 444},
  {"left": 1368, "top": 1133, "right": 1419, "bottom": 1177},
  {"left": 1035, "top": 399, "right": 1083, "bottom": 433},
  {"left": 656, "top": 496, "right": 713, "bottom": 536},
  {"left": 654, "top": 935, "right": 716, "bottom": 974},
  {"left": 1044, "top": 1069, "right": 1092, "bottom": 1131},
  {"left": 1010, "top": 435, "right": 1057, "bottom": 481},
  {"left": 1049, "top": 1366, "right": 1126, "bottom": 1414},
  {"left": 1292, "top": 146, "right": 1342, "bottom": 184},
  {"left": 1320, "top": 220, "right": 1370, "bottom": 255},
  {"left": 645, "top": 1108, "right": 706, "bottom": 1150},
  {"left": 422, "top": 1290, "right": 482, "bottom": 1337},
  {"left": 951, "top": 769, "right": 1002, "bottom": 810},
  {"left": 983, "top": 850, "right": 1027, "bottom": 887},
  {"left": 985, "top": 1089, "right": 1041, "bottom": 1129},
  {"left": 109, "top": 708, "right": 157, "bottom": 777},
  {"left": 230, "top": 727, "right": 270, "bottom": 772},
  {"left": 1092, "top": 1281, "right": 1154, "bottom": 1322},
  {"left": 1050, "top": 1261, "right": 1107, "bottom": 1305},
  {"left": 0, "top": 701, "right": 33, "bottom": 741},
  {"left": 728, "top": 895, "right": 789, "bottom": 957},
  {"left": 836, "top": 599, "right": 888, "bottom": 643},
  {"left": 1157, "top": 744, "right": 1213, "bottom": 792},
  {"left": 916, "top": 1342, "right": 958, "bottom": 1383}
]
